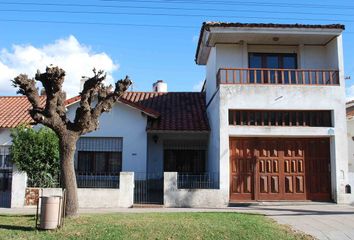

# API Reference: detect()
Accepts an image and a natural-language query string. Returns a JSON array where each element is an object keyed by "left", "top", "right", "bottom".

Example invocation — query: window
[
  {"left": 77, "top": 151, "right": 122, "bottom": 173},
  {"left": 0, "top": 147, "right": 12, "bottom": 169},
  {"left": 249, "top": 53, "right": 297, "bottom": 84},
  {"left": 229, "top": 110, "right": 332, "bottom": 127},
  {"left": 164, "top": 149, "right": 206, "bottom": 173}
]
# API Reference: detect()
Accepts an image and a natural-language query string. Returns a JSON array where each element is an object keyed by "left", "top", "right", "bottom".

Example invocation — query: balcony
[{"left": 217, "top": 68, "right": 339, "bottom": 86}]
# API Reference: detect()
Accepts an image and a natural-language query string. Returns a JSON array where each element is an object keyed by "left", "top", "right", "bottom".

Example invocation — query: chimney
[{"left": 152, "top": 80, "right": 167, "bottom": 93}]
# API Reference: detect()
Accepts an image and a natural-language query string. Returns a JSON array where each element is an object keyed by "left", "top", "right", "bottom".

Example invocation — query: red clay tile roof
[
  {"left": 64, "top": 92, "right": 210, "bottom": 131},
  {"left": 123, "top": 92, "right": 209, "bottom": 131},
  {"left": 347, "top": 106, "right": 354, "bottom": 118},
  {"left": 0, "top": 96, "right": 46, "bottom": 128},
  {"left": 65, "top": 94, "right": 160, "bottom": 118}
]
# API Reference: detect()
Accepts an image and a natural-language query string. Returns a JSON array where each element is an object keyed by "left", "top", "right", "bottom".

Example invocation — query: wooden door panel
[
  {"left": 230, "top": 138, "right": 332, "bottom": 202},
  {"left": 230, "top": 139, "right": 255, "bottom": 201}
]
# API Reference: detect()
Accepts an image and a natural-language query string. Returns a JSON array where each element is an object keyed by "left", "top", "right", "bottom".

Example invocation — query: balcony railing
[{"left": 217, "top": 68, "right": 339, "bottom": 86}]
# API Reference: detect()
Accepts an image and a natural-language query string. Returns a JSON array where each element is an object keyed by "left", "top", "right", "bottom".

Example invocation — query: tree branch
[{"left": 12, "top": 74, "right": 41, "bottom": 110}]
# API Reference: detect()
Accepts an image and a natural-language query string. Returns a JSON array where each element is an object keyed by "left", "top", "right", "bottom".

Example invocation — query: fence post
[
  {"left": 163, "top": 172, "right": 177, "bottom": 207},
  {"left": 11, "top": 166, "right": 27, "bottom": 208},
  {"left": 118, "top": 172, "right": 134, "bottom": 207}
]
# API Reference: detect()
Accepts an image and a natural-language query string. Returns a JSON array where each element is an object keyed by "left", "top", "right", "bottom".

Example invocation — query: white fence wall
[
  {"left": 16, "top": 172, "right": 134, "bottom": 208},
  {"left": 163, "top": 172, "right": 227, "bottom": 208}
]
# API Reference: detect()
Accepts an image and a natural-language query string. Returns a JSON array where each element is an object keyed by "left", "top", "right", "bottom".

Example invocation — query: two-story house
[
  {"left": 197, "top": 22, "right": 349, "bottom": 203},
  {"left": 1, "top": 22, "right": 351, "bottom": 208}
]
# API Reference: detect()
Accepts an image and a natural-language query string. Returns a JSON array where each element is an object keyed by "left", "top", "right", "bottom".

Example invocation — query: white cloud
[
  {"left": 192, "top": 80, "right": 204, "bottom": 92},
  {"left": 0, "top": 35, "right": 118, "bottom": 97}
]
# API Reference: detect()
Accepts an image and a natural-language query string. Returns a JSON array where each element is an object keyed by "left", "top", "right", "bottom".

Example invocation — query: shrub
[{"left": 10, "top": 125, "right": 60, "bottom": 187}]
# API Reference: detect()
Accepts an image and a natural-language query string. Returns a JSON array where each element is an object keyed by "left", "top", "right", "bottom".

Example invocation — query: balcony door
[{"left": 249, "top": 53, "right": 297, "bottom": 84}]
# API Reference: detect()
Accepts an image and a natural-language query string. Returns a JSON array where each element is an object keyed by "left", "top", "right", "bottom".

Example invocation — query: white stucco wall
[
  {"left": 348, "top": 118, "right": 354, "bottom": 204},
  {"left": 10, "top": 168, "right": 27, "bottom": 208},
  {"left": 204, "top": 34, "right": 349, "bottom": 203},
  {"left": 0, "top": 128, "right": 12, "bottom": 146},
  {"left": 205, "top": 47, "right": 216, "bottom": 102},
  {"left": 34, "top": 172, "right": 134, "bottom": 208},
  {"left": 164, "top": 172, "right": 227, "bottom": 208},
  {"left": 67, "top": 102, "right": 148, "bottom": 174},
  {"left": 348, "top": 119, "right": 354, "bottom": 173}
]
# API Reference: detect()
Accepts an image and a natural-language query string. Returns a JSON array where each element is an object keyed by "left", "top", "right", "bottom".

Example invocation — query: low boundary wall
[
  {"left": 23, "top": 172, "right": 134, "bottom": 208},
  {"left": 164, "top": 172, "right": 228, "bottom": 208}
]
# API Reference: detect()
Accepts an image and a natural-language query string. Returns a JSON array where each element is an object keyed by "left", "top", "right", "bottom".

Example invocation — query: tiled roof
[
  {"left": 65, "top": 95, "right": 160, "bottom": 118},
  {"left": 202, "top": 22, "right": 345, "bottom": 30},
  {"left": 347, "top": 106, "right": 354, "bottom": 118},
  {"left": 195, "top": 21, "right": 345, "bottom": 63},
  {"left": 62, "top": 92, "right": 210, "bottom": 132},
  {"left": 122, "top": 92, "right": 209, "bottom": 131},
  {"left": 0, "top": 96, "right": 46, "bottom": 128}
]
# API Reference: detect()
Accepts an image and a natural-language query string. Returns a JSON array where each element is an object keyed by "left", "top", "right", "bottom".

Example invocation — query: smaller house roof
[
  {"left": 347, "top": 100, "right": 354, "bottom": 118},
  {"left": 123, "top": 92, "right": 209, "bottom": 132},
  {"left": 0, "top": 96, "right": 46, "bottom": 128},
  {"left": 64, "top": 92, "right": 210, "bottom": 132}
]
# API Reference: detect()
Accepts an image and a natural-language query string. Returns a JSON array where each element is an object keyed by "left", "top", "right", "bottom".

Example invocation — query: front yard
[{"left": 0, "top": 212, "right": 311, "bottom": 240}]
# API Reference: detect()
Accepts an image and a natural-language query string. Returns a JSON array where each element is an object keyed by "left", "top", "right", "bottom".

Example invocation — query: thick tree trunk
[{"left": 59, "top": 134, "right": 79, "bottom": 217}]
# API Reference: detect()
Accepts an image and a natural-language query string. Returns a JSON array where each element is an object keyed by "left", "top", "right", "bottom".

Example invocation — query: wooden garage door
[{"left": 230, "top": 138, "right": 331, "bottom": 201}]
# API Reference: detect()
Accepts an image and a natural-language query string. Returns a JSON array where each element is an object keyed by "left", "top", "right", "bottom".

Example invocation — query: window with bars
[
  {"left": 0, "top": 147, "right": 12, "bottom": 170},
  {"left": 77, "top": 151, "right": 122, "bottom": 174},
  {"left": 229, "top": 110, "right": 332, "bottom": 127}
]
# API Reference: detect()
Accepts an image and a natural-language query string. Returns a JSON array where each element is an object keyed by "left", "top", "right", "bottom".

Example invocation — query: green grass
[{"left": 0, "top": 212, "right": 312, "bottom": 240}]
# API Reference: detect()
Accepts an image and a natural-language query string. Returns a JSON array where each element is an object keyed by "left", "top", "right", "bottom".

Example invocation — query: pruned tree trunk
[
  {"left": 13, "top": 66, "right": 132, "bottom": 217},
  {"left": 59, "top": 134, "right": 79, "bottom": 217}
]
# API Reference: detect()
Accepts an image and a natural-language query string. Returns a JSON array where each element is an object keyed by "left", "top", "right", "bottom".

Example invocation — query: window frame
[
  {"left": 248, "top": 52, "right": 298, "bottom": 69},
  {"left": 77, "top": 151, "right": 122, "bottom": 174}
]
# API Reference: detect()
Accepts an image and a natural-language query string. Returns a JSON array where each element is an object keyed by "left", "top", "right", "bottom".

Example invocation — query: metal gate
[
  {"left": 0, "top": 170, "right": 12, "bottom": 208},
  {"left": 134, "top": 172, "right": 163, "bottom": 205}
]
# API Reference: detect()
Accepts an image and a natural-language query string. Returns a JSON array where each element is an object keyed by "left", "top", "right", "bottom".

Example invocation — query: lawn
[{"left": 0, "top": 212, "right": 311, "bottom": 240}]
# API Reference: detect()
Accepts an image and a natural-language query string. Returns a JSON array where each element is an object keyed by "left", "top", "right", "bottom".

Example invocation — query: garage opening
[{"left": 229, "top": 138, "right": 331, "bottom": 202}]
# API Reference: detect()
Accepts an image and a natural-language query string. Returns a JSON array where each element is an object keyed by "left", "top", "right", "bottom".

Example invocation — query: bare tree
[{"left": 13, "top": 66, "right": 132, "bottom": 217}]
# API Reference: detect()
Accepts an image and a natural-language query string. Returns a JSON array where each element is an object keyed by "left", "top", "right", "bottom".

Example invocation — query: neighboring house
[
  {"left": 347, "top": 100, "right": 354, "bottom": 200},
  {"left": 0, "top": 96, "right": 46, "bottom": 207},
  {"left": 0, "top": 22, "right": 351, "bottom": 208}
]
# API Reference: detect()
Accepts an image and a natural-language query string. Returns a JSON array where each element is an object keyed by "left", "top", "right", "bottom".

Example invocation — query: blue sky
[{"left": 0, "top": 0, "right": 353, "bottom": 99}]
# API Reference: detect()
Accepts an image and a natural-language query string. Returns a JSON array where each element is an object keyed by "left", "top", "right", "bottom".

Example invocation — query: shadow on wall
[{"left": 164, "top": 181, "right": 199, "bottom": 208}]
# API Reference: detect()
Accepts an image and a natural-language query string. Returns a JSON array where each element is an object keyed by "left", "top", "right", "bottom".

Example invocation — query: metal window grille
[
  {"left": 177, "top": 172, "right": 220, "bottom": 189},
  {"left": 0, "top": 146, "right": 12, "bottom": 170},
  {"left": 76, "top": 172, "right": 120, "bottom": 189}
]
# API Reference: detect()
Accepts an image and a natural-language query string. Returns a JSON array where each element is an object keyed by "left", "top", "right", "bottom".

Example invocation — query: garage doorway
[{"left": 229, "top": 138, "right": 332, "bottom": 202}]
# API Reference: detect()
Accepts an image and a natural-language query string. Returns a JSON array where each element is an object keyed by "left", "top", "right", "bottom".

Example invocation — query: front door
[{"left": 229, "top": 138, "right": 331, "bottom": 201}]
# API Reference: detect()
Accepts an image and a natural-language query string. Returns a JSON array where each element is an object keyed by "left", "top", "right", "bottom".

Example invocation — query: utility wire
[
  {"left": 1, "top": 0, "right": 354, "bottom": 11},
  {"left": 0, "top": 19, "right": 197, "bottom": 29},
  {"left": 0, "top": 8, "right": 353, "bottom": 23},
  {"left": 0, "top": 18, "right": 353, "bottom": 34},
  {"left": 0, "top": 5, "right": 351, "bottom": 17},
  {"left": 101, "top": 0, "right": 354, "bottom": 10}
]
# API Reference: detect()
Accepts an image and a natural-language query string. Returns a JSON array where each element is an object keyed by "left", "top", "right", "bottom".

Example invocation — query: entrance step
[{"left": 132, "top": 204, "right": 164, "bottom": 208}]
